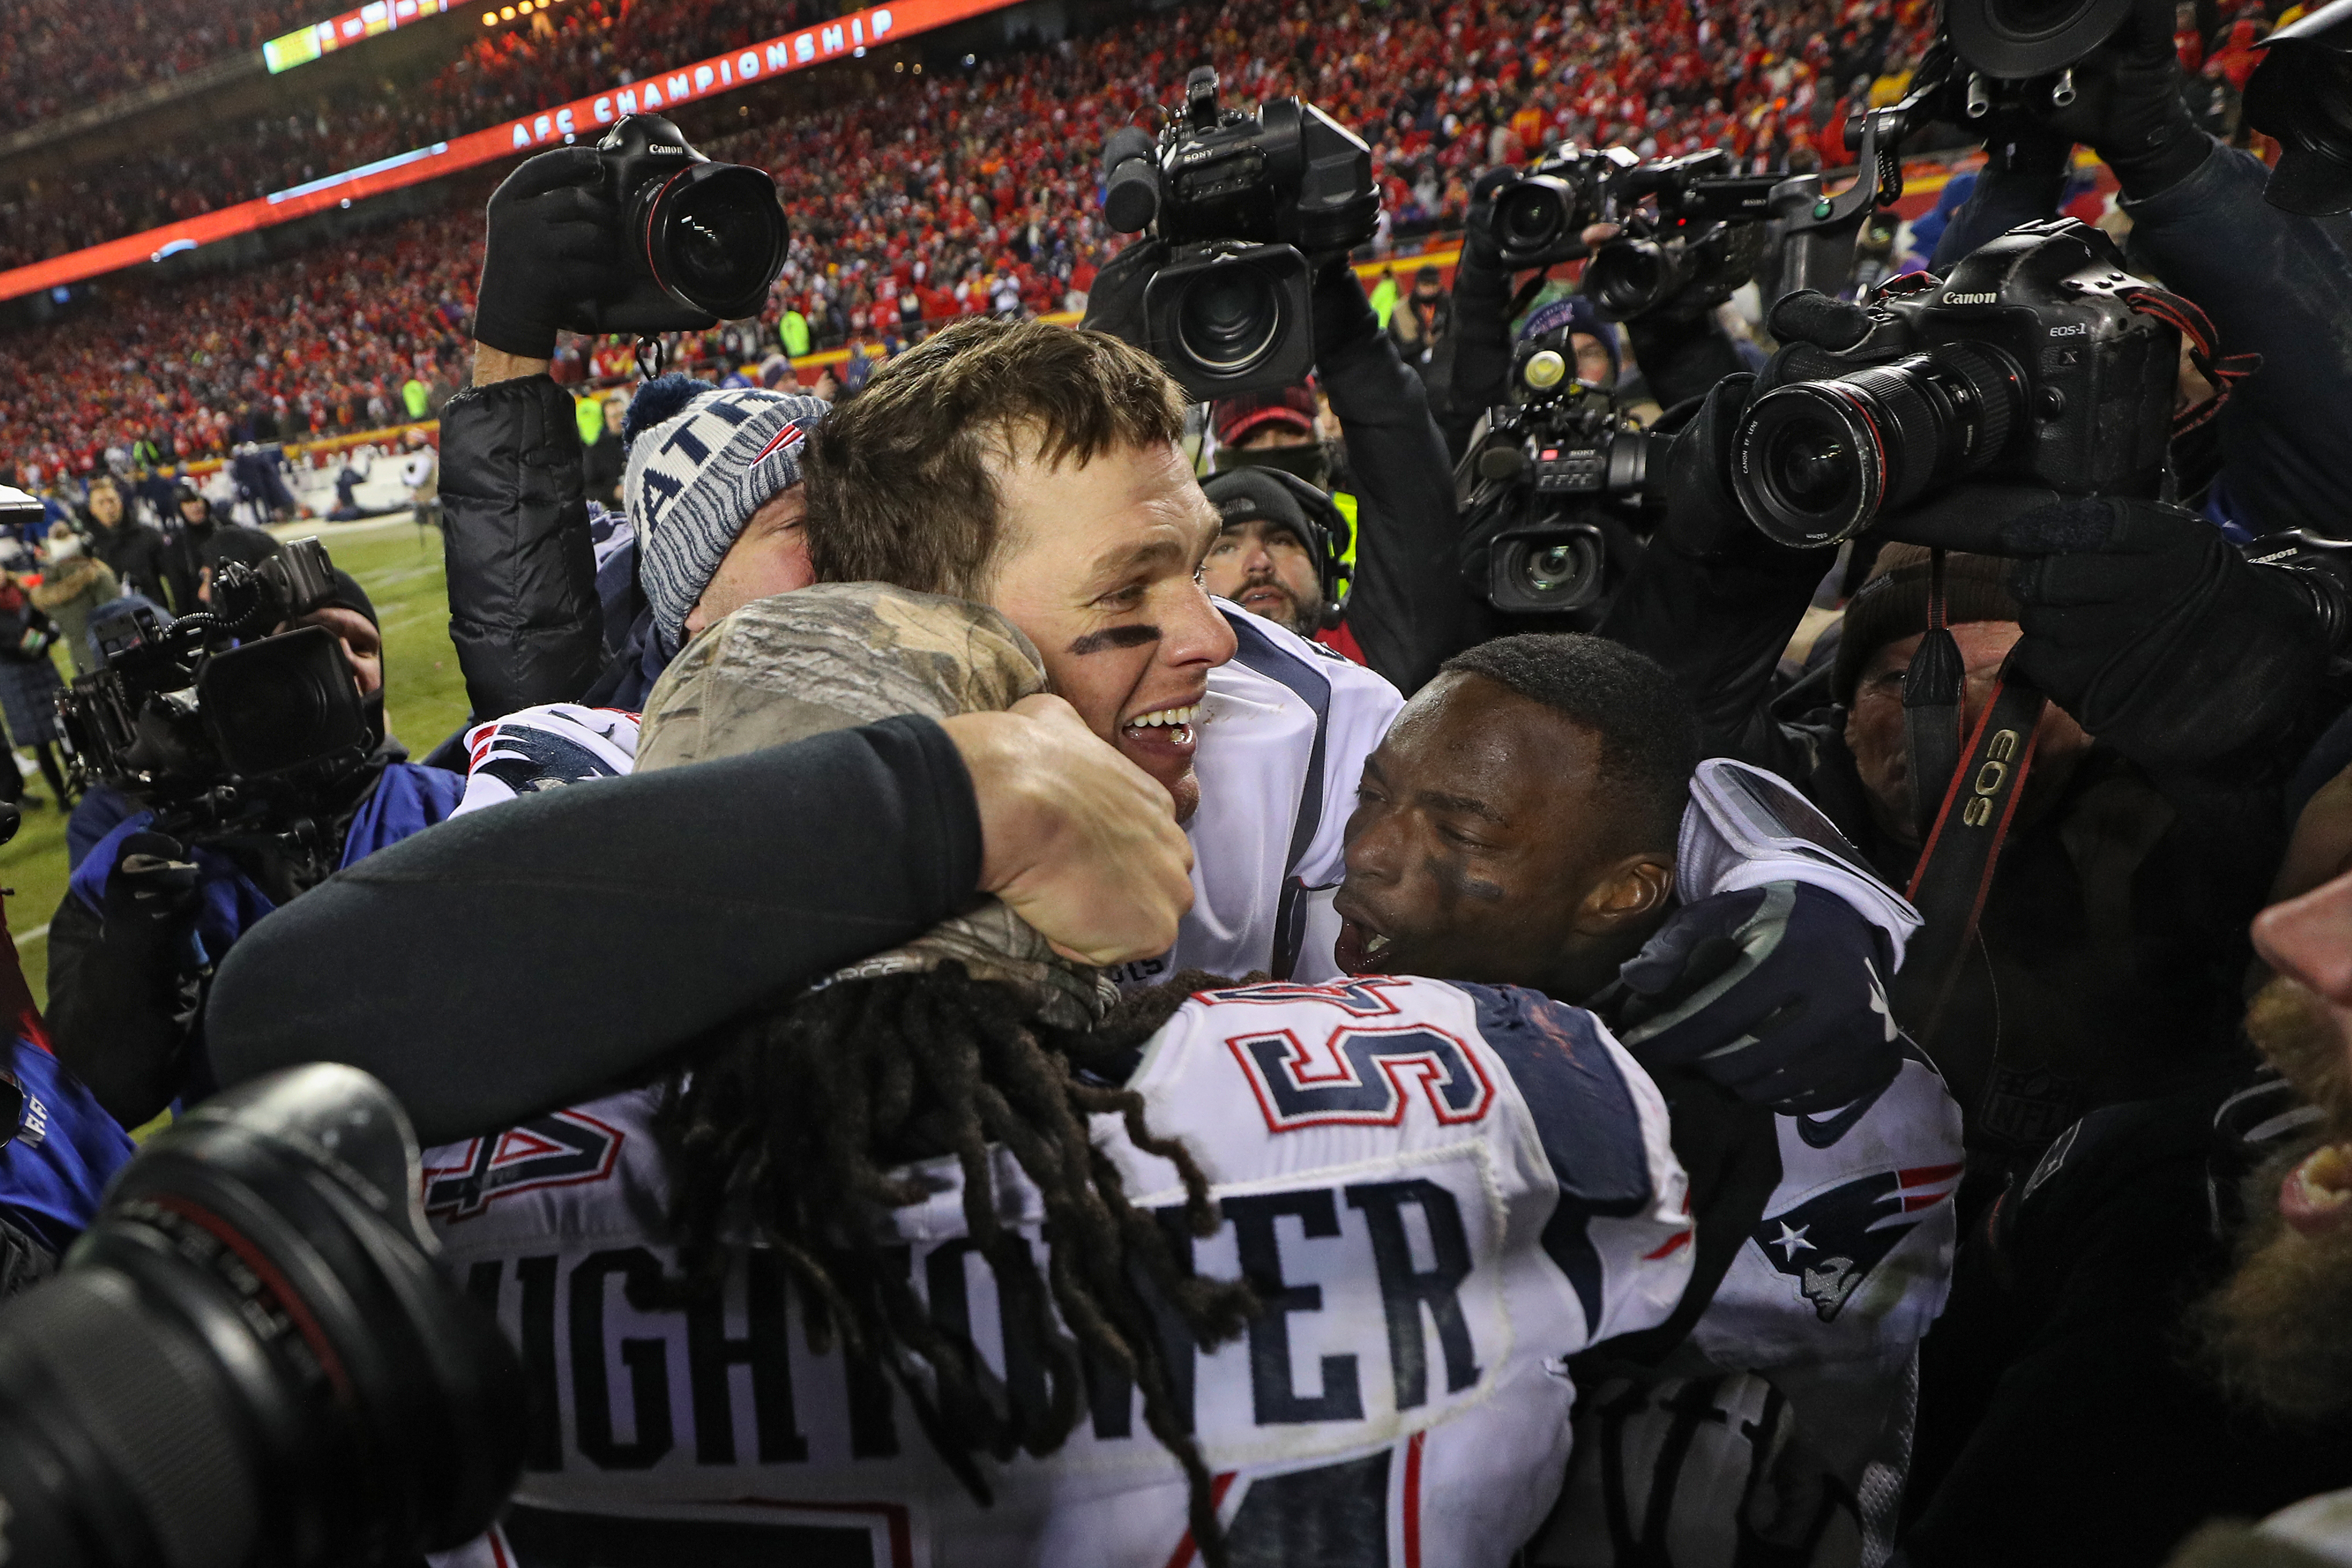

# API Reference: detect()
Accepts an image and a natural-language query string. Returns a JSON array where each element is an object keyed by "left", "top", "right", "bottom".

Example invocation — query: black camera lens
[
  {"left": 1731, "top": 343, "right": 2026, "bottom": 547},
  {"left": 0, "top": 1068, "right": 523, "bottom": 1568},
  {"left": 1585, "top": 237, "right": 1691, "bottom": 322},
  {"left": 1174, "top": 262, "right": 1286, "bottom": 375},
  {"left": 638, "top": 163, "right": 788, "bottom": 322},
  {"left": 1489, "top": 524, "right": 1606, "bottom": 613},
  {"left": 199, "top": 624, "right": 368, "bottom": 779},
  {"left": 1946, "top": 0, "right": 2133, "bottom": 78},
  {"left": 1526, "top": 543, "right": 1588, "bottom": 593},
  {"left": 1498, "top": 181, "right": 1567, "bottom": 250}
]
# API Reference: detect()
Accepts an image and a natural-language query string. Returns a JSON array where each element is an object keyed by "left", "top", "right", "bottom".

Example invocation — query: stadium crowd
[
  {"left": 0, "top": 0, "right": 1946, "bottom": 272},
  {"left": 0, "top": 0, "right": 2348, "bottom": 1561},
  {"left": 1, "top": 0, "right": 1952, "bottom": 480},
  {"left": 0, "top": 0, "right": 318, "bottom": 138}
]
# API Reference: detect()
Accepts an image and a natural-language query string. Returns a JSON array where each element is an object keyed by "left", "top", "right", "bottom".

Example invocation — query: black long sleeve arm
[
  {"left": 206, "top": 715, "right": 983, "bottom": 1144},
  {"left": 1600, "top": 531, "right": 1832, "bottom": 778},
  {"left": 1315, "top": 266, "right": 1465, "bottom": 695},
  {"left": 440, "top": 373, "right": 607, "bottom": 721}
]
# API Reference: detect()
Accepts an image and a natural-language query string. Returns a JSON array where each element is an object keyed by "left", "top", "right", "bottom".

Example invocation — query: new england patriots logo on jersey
[
  {"left": 470, "top": 719, "right": 625, "bottom": 797},
  {"left": 1751, "top": 1161, "right": 1962, "bottom": 1321}
]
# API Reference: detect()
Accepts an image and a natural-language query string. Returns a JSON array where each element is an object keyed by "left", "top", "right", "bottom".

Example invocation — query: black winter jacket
[{"left": 439, "top": 374, "right": 607, "bottom": 721}]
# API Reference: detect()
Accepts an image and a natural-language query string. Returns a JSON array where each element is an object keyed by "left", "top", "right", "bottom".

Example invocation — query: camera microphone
[{"left": 1102, "top": 127, "right": 1162, "bottom": 234}]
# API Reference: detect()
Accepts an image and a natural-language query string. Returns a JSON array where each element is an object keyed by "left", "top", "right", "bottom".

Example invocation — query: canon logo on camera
[{"left": 1944, "top": 291, "right": 2000, "bottom": 305}]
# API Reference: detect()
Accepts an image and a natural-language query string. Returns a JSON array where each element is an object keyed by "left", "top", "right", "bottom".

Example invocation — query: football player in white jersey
[
  {"left": 427, "top": 583, "right": 1703, "bottom": 1568},
  {"left": 466, "top": 317, "right": 1402, "bottom": 985},
  {"left": 1321, "top": 635, "right": 1964, "bottom": 1565}
]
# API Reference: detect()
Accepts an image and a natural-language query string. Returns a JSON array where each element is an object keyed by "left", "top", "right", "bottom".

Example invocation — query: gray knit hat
[{"left": 622, "top": 380, "right": 829, "bottom": 646}]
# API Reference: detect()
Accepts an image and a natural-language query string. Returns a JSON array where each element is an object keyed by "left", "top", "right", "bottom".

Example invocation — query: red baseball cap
[{"left": 1210, "top": 382, "right": 1318, "bottom": 447}]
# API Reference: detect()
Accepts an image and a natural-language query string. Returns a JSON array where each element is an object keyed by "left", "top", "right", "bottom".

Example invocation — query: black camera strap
[
  {"left": 633, "top": 334, "right": 668, "bottom": 382},
  {"left": 2124, "top": 285, "right": 2260, "bottom": 438},
  {"left": 1892, "top": 646, "right": 2048, "bottom": 1054},
  {"left": 1901, "top": 549, "right": 1966, "bottom": 845}
]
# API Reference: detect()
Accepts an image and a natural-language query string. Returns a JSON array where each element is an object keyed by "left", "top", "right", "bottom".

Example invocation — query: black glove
[
  {"left": 473, "top": 147, "right": 629, "bottom": 360},
  {"left": 2004, "top": 495, "right": 2330, "bottom": 766},
  {"left": 1310, "top": 255, "right": 1382, "bottom": 363},
  {"left": 105, "top": 832, "right": 201, "bottom": 933},
  {"left": 1657, "top": 371, "right": 1759, "bottom": 557},
  {"left": 1610, "top": 881, "right": 1906, "bottom": 1115},
  {"left": 1077, "top": 236, "right": 1167, "bottom": 351},
  {"left": 2032, "top": 0, "right": 2209, "bottom": 199}
]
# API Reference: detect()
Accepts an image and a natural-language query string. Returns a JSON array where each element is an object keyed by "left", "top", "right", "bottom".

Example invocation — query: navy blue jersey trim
[
  {"left": 1455, "top": 981, "right": 1656, "bottom": 1331},
  {"left": 1224, "top": 606, "right": 1334, "bottom": 980}
]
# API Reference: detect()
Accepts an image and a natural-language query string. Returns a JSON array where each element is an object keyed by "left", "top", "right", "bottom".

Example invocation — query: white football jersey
[
  {"left": 1113, "top": 604, "right": 1405, "bottom": 991},
  {"left": 456, "top": 606, "right": 1404, "bottom": 989},
  {"left": 425, "top": 976, "right": 1691, "bottom": 1568}
]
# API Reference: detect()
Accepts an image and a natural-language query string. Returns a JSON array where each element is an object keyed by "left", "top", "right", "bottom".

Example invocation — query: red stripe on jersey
[
  {"left": 1645, "top": 1229, "right": 1693, "bottom": 1260},
  {"left": 1162, "top": 1472, "right": 1240, "bottom": 1568},
  {"left": 1403, "top": 1431, "right": 1427, "bottom": 1568}
]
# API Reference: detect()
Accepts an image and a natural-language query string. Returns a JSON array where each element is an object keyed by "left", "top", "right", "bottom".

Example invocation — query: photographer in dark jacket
[
  {"left": 1083, "top": 247, "right": 1462, "bottom": 696},
  {"left": 1924, "top": 0, "right": 2352, "bottom": 539},
  {"left": 1602, "top": 321, "right": 2346, "bottom": 1189},
  {"left": 45, "top": 571, "right": 464, "bottom": 1129},
  {"left": 442, "top": 148, "right": 827, "bottom": 720}
]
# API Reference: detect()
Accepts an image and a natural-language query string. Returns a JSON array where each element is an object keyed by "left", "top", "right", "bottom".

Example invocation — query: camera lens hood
[
  {"left": 637, "top": 161, "right": 788, "bottom": 322},
  {"left": 1946, "top": 0, "right": 2135, "bottom": 79}
]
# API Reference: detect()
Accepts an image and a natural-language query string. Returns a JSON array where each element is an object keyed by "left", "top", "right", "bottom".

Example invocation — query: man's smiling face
[{"left": 984, "top": 436, "right": 1235, "bottom": 823}]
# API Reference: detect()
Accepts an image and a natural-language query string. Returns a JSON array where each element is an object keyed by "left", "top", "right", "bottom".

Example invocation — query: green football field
[{"left": 1, "top": 519, "right": 468, "bottom": 1009}]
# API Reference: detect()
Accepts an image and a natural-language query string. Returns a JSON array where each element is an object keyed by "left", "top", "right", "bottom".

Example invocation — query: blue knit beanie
[
  {"left": 1517, "top": 293, "right": 1621, "bottom": 375},
  {"left": 622, "top": 375, "right": 829, "bottom": 645}
]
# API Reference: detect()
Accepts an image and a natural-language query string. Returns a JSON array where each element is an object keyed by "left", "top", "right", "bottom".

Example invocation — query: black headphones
[{"left": 1204, "top": 462, "right": 1354, "bottom": 627}]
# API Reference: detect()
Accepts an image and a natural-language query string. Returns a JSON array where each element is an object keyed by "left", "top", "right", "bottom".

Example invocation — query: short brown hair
[{"left": 803, "top": 318, "right": 1187, "bottom": 597}]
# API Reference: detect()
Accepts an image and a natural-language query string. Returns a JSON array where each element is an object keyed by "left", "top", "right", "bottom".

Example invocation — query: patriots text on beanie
[{"left": 621, "top": 376, "right": 830, "bottom": 647}]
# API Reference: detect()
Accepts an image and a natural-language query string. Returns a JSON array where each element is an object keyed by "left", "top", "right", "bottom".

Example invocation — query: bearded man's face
[{"left": 2201, "top": 976, "right": 2352, "bottom": 1421}]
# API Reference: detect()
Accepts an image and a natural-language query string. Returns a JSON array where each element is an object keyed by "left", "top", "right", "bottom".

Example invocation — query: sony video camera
[
  {"left": 1100, "top": 69, "right": 1380, "bottom": 398},
  {"left": 1730, "top": 218, "right": 2177, "bottom": 548},
  {"left": 1460, "top": 328, "right": 1656, "bottom": 616},
  {"left": 58, "top": 537, "right": 377, "bottom": 838},
  {"left": 565, "top": 113, "right": 789, "bottom": 336},
  {"left": 1582, "top": 148, "right": 1781, "bottom": 322},
  {"left": 0, "top": 1066, "right": 524, "bottom": 1567}
]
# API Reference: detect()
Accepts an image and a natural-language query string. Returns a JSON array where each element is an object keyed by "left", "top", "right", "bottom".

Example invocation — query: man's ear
[{"left": 1573, "top": 853, "right": 1677, "bottom": 936}]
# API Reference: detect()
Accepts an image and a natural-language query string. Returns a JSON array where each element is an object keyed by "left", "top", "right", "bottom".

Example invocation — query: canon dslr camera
[
  {"left": 1100, "top": 69, "right": 1379, "bottom": 398},
  {"left": 568, "top": 113, "right": 789, "bottom": 335},
  {"left": 59, "top": 537, "right": 376, "bottom": 835},
  {"left": 0, "top": 1065, "right": 524, "bottom": 1567},
  {"left": 1461, "top": 326, "right": 1655, "bottom": 616},
  {"left": 1731, "top": 219, "right": 2177, "bottom": 547}
]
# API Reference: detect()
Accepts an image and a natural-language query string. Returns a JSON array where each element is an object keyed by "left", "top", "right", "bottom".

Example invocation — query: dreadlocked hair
[{"left": 647, "top": 964, "right": 1258, "bottom": 1564}]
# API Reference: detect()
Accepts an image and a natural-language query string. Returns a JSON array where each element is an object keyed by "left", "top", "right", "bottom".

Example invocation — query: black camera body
[
  {"left": 1731, "top": 219, "right": 2178, "bottom": 548},
  {"left": 1102, "top": 69, "right": 1379, "bottom": 399},
  {"left": 1462, "top": 335, "right": 1656, "bottom": 615},
  {"left": 564, "top": 114, "right": 789, "bottom": 336},
  {"left": 1583, "top": 148, "right": 1781, "bottom": 322},
  {"left": 1490, "top": 144, "right": 1639, "bottom": 271},
  {"left": 59, "top": 537, "right": 374, "bottom": 838}
]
